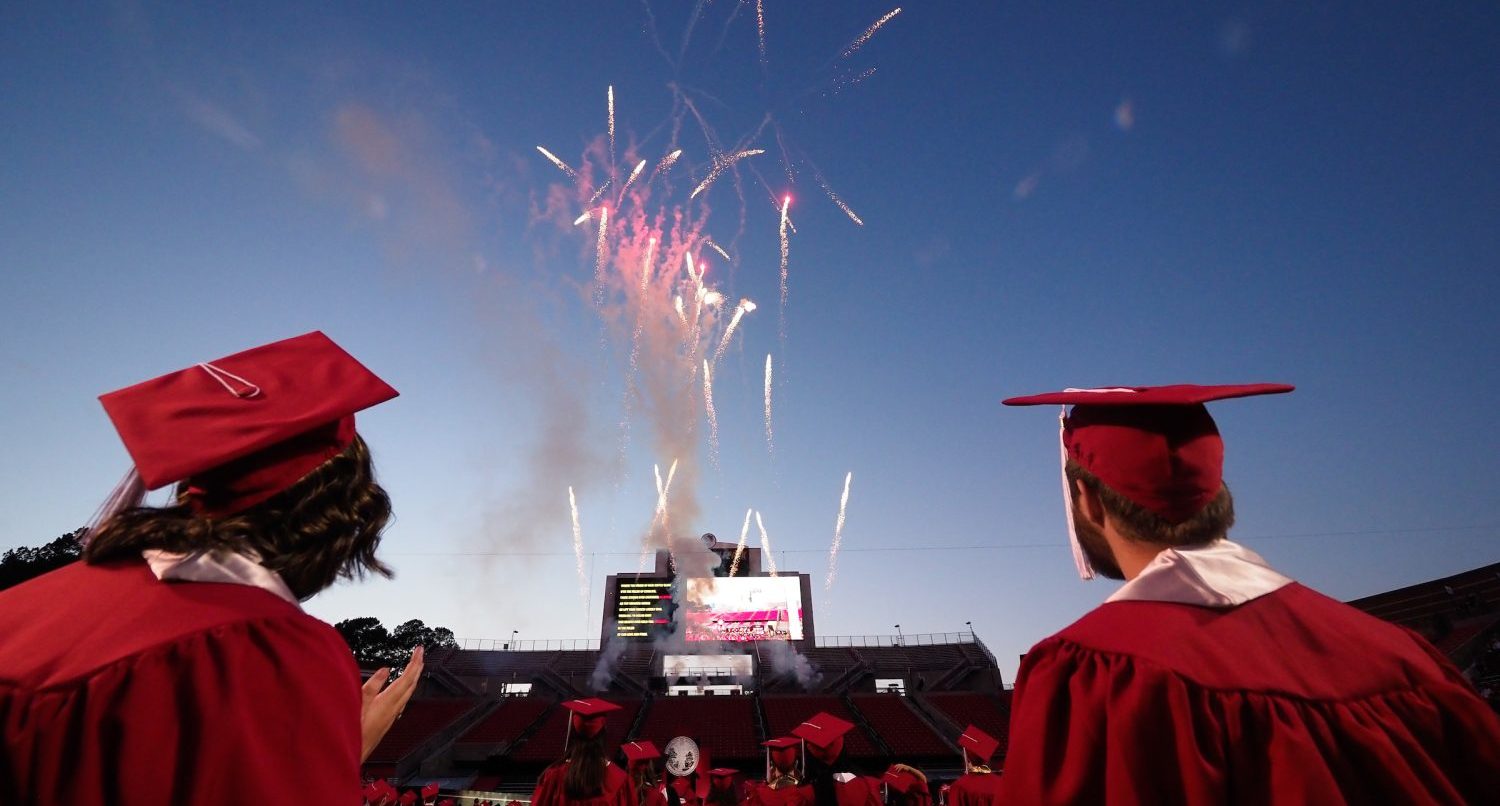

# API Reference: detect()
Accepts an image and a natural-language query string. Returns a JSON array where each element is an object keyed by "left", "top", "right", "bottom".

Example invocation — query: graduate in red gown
[
  {"left": 0, "top": 332, "right": 421, "bottom": 805},
  {"left": 880, "top": 765, "right": 930, "bottom": 806},
  {"left": 1001, "top": 383, "right": 1500, "bottom": 803},
  {"left": 944, "top": 726, "right": 1002, "bottom": 806},
  {"left": 622, "top": 739, "right": 670, "bottom": 806},
  {"left": 791, "top": 713, "right": 882, "bottom": 806},
  {"left": 532, "top": 698, "right": 637, "bottom": 806},
  {"left": 744, "top": 737, "right": 813, "bottom": 806},
  {"left": 705, "top": 768, "right": 743, "bottom": 806}
]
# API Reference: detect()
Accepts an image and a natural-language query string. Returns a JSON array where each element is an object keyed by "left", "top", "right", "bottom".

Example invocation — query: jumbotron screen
[{"left": 683, "top": 577, "right": 804, "bottom": 642}]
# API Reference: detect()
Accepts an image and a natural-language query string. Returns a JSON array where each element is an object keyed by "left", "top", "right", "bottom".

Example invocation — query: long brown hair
[
  {"left": 560, "top": 733, "right": 609, "bottom": 799},
  {"left": 83, "top": 435, "right": 393, "bottom": 599}
]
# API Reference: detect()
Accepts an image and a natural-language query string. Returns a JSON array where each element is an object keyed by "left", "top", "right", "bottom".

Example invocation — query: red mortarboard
[
  {"left": 1003, "top": 383, "right": 1292, "bottom": 577},
  {"left": 561, "top": 697, "right": 621, "bottom": 742},
  {"left": 956, "top": 725, "right": 999, "bottom": 764},
  {"left": 98, "top": 331, "right": 397, "bottom": 517},
  {"left": 421, "top": 782, "right": 440, "bottom": 799},
  {"left": 622, "top": 740, "right": 662, "bottom": 764},
  {"left": 708, "top": 769, "right": 739, "bottom": 789},
  {"left": 882, "top": 768, "right": 924, "bottom": 794},
  {"left": 792, "top": 712, "right": 854, "bottom": 763},
  {"left": 399, "top": 791, "right": 417, "bottom": 806}
]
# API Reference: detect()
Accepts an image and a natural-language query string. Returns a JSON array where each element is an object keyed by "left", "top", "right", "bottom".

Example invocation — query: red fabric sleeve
[
  {"left": 6, "top": 612, "right": 360, "bottom": 805},
  {"left": 532, "top": 764, "right": 565, "bottom": 806}
]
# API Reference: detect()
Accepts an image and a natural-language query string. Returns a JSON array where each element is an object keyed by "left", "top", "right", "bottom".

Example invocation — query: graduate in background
[
  {"left": 791, "top": 713, "right": 881, "bottom": 806},
  {"left": 532, "top": 699, "right": 636, "bottom": 806},
  {"left": 622, "top": 740, "right": 669, "bottom": 806},
  {"left": 744, "top": 737, "right": 811, "bottom": 806},
  {"left": 0, "top": 332, "right": 418, "bottom": 805},
  {"left": 704, "top": 769, "right": 742, "bottom": 806},
  {"left": 1002, "top": 384, "right": 1500, "bottom": 802},
  {"left": 879, "top": 765, "right": 929, "bottom": 806},
  {"left": 943, "top": 726, "right": 1001, "bottom": 806}
]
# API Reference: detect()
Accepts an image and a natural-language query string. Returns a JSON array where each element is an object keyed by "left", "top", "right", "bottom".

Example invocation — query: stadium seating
[
  {"left": 634, "top": 695, "right": 761, "bottom": 761},
  {"left": 457, "top": 697, "right": 555, "bottom": 747},
  {"left": 760, "top": 696, "right": 880, "bottom": 759},
  {"left": 367, "top": 699, "right": 480, "bottom": 765},
  {"left": 917, "top": 692, "right": 1009, "bottom": 758},
  {"left": 848, "top": 695, "right": 950, "bottom": 758},
  {"left": 509, "top": 699, "right": 642, "bottom": 762}
]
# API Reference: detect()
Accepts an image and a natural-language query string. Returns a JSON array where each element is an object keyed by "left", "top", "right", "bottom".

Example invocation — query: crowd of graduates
[{"left": 362, "top": 702, "right": 1007, "bottom": 806}]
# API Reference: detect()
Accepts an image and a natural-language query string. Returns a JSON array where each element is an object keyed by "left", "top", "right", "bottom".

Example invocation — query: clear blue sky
[{"left": 2, "top": 2, "right": 1497, "bottom": 682}]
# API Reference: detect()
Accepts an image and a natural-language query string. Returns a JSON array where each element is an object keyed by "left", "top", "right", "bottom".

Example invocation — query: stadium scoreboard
[{"left": 613, "top": 579, "right": 674, "bottom": 639}]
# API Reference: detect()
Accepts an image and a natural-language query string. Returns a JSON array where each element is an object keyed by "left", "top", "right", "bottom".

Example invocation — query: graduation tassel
[{"left": 1060, "top": 408, "right": 1096, "bottom": 580}]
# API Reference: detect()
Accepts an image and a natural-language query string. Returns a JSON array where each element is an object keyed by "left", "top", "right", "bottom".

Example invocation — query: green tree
[
  {"left": 335, "top": 616, "right": 457, "bottom": 668},
  {"left": 0, "top": 530, "right": 85, "bottom": 591}
]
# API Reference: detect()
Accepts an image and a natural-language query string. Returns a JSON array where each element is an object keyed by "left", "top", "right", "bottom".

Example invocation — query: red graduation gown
[
  {"left": 642, "top": 783, "right": 670, "bottom": 806},
  {"left": 0, "top": 558, "right": 361, "bottom": 805},
  {"left": 831, "top": 775, "right": 882, "bottom": 806},
  {"left": 945, "top": 773, "right": 1002, "bottom": 806},
  {"left": 533, "top": 761, "right": 636, "bottom": 806},
  {"left": 1000, "top": 582, "right": 1500, "bottom": 804},
  {"left": 744, "top": 781, "right": 814, "bottom": 806}
]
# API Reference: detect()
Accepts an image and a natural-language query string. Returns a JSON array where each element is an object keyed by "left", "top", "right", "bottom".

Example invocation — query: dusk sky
[{"left": 3, "top": 2, "right": 1497, "bottom": 681}]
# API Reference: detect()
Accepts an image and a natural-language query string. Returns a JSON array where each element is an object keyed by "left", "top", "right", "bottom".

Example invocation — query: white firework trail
[
  {"left": 690, "top": 149, "right": 766, "bottom": 199},
  {"left": 593, "top": 206, "right": 610, "bottom": 307},
  {"left": 756, "top": 0, "right": 767, "bottom": 65},
  {"left": 587, "top": 177, "right": 614, "bottom": 207},
  {"left": 674, "top": 294, "right": 686, "bottom": 325},
  {"left": 729, "top": 508, "right": 754, "bottom": 576},
  {"left": 705, "top": 238, "right": 732, "bottom": 262},
  {"left": 778, "top": 195, "right": 791, "bottom": 318},
  {"left": 829, "top": 66, "right": 878, "bottom": 95},
  {"left": 756, "top": 510, "right": 778, "bottom": 576},
  {"left": 763, "top": 353, "right": 774, "bottom": 454},
  {"left": 840, "top": 7, "right": 902, "bottom": 59},
  {"left": 607, "top": 85, "right": 616, "bottom": 168},
  {"left": 712, "top": 299, "right": 756, "bottom": 365},
  {"left": 618, "top": 159, "right": 648, "bottom": 201},
  {"left": 569, "top": 486, "right": 588, "bottom": 601},
  {"left": 703, "top": 359, "right": 719, "bottom": 468},
  {"left": 653, "top": 148, "right": 683, "bottom": 178},
  {"left": 814, "top": 173, "right": 865, "bottom": 226},
  {"left": 536, "top": 146, "right": 577, "bottom": 177},
  {"left": 825, "top": 472, "right": 853, "bottom": 591},
  {"left": 650, "top": 459, "right": 680, "bottom": 541},
  {"left": 573, "top": 210, "right": 592, "bottom": 227}
]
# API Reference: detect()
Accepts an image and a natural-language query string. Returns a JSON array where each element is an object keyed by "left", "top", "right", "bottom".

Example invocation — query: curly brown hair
[
  {"left": 1065, "top": 459, "right": 1234, "bottom": 548},
  {"left": 83, "top": 435, "right": 393, "bottom": 599}
]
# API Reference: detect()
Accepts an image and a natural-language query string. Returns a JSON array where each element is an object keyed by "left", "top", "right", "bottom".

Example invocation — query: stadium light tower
[{"left": 894, "top": 624, "right": 903, "bottom": 645}]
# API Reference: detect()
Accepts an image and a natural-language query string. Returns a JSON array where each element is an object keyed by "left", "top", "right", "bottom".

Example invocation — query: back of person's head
[
  {"left": 1065, "top": 458, "right": 1233, "bottom": 548},
  {"left": 84, "top": 435, "right": 392, "bottom": 599},
  {"left": 563, "top": 733, "right": 609, "bottom": 799}
]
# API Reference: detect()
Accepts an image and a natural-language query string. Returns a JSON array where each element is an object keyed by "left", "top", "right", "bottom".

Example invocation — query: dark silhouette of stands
[{"left": 635, "top": 694, "right": 761, "bottom": 761}]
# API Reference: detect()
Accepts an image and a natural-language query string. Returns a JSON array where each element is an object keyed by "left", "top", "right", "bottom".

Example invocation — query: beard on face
[{"left": 1073, "top": 504, "right": 1125, "bottom": 580}]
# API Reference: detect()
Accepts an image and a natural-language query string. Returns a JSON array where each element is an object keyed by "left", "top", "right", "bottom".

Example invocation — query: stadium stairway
[
  {"left": 911, "top": 691, "right": 1012, "bottom": 765},
  {"left": 846, "top": 694, "right": 955, "bottom": 761}
]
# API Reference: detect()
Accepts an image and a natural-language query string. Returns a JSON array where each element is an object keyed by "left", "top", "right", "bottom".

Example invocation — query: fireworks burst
[
  {"left": 764, "top": 353, "right": 774, "bottom": 454},
  {"left": 825, "top": 472, "right": 853, "bottom": 591},
  {"left": 703, "top": 360, "right": 719, "bottom": 467},
  {"left": 593, "top": 207, "right": 610, "bottom": 306},
  {"left": 778, "top": 195, "right": 791, "bottom": 318},
  {"left": 568, "top": 486, "right": 587, "bottom": 601},
  {"left": 814, "top": 173, "right": 864, "bottom": 226},
  {"left": 650, "top": 459, "right": 680, "bottom": 540},
  {"left": 536, "top": 146, "right": 577, "bottom": 177},
  {"left": 705, "top": 238, "right": 732, "bottom": 262},
  {"left": 756, "top": 0, "right": 767, "bottom": 66},
  {"left": 730, "top": 507, "right": 753, "bottom": 576},
  {"left": 573, "top": 210, "right": 592, "bottom": 226},
  {"left": 618, "top": 158, "right": 648, "bottom": 203},
  {"left": 587, "top": 178, "right": 614, "bottom": 207},
  {"left": 654, "top": 148, "right": 683, "bottom": 177},
  {"left": 712, "top": 299, "right": 757, "bottom": 366},
  {"left": 690, "top": 148, "right": 767, "bottom": 199},
  {"left": 607, "top": 85, "right": 616, "bottom": 167},
  {"left": 841, "top": 7, "right": 902, "bottom": 59},
  {"left": 756, "top": 510, "right": 778, "bottom": 576}
]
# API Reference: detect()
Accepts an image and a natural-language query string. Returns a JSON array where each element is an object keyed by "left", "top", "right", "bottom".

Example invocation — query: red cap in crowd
[
  {"left": 561, "top": 697, "right": 621, "bottom": 747},
  {"left": 792, "top": 712, "right": 855, "bottom": 764},
  {"left": 956, "top": 724, "right": 1000, "bottom": 766},
  {"left": 1003, "top": 383, "right": 1292, "bottom": 577},
  {"left": 96, "top": 331, "right": 398, "bottom": 519},
  {"left": 622, "top": 740, "right": 662, "bottom": 766}
]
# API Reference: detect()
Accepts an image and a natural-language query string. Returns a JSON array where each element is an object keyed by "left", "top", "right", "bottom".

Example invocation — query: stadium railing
[{"left": 454, "top": 637, "right": 602, "bottom": 651}]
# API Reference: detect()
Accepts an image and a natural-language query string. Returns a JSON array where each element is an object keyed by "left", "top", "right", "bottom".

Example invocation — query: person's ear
[{"left": 1073, "top": 478, "right": 1107, "bottom": 529}]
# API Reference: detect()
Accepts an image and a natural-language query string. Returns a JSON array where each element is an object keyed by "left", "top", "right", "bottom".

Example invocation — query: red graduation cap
[
  {"left": 956, "top": 724, "right": 999, "bottom": 765},
  {"left": 561, "top": 697, "right": 621, "bottom": 745},
  {"left": 792, "top": 712, "right": 855, "bottom": 764},
  {"left": 97, "top": 331, "right": 398, "bottom": 517},
  {"left": 707, "top": 769, "right": 739, "bottom": 791},
  {"left": 762, "top": 736, "right": 801, "bottom": 779},
  {"left": 1003, "top": 383, "right": 1293, "bottom": 578},
  {"left": 622, "top": 740, "right": 662, "bottom": 765},
  {"left": 421, "top": 781, "right": 441, "bottom": 799},
  {"left": 882, "top": 767, "right": 925, "bottom": 795},
  {"left": 399, "top": 791, "right": 417, "bottom": 806}
]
